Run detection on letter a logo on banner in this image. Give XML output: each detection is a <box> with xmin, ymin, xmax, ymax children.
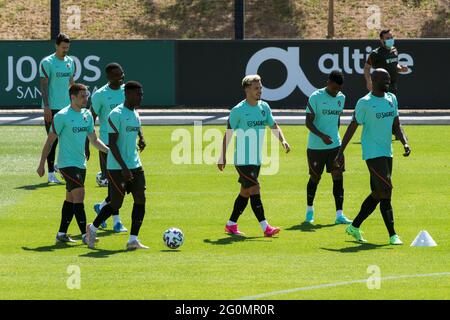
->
<box><xmin>246</xmin><ymin>47</ymin><xmax>317</xmax><ymax>101</ymax></box>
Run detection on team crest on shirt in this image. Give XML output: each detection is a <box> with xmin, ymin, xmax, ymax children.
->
<box><xmin>388</xmin><ymin>100</ymin><xmax>394</xmax><ymax>108</ymax></box>
<box><xmin>66</xmin><ymin>63</ymin><xmax>71</xmax><ymax>69</ymax></box>
<box><xmin>338</xmin><ymin>101</ymin><xmax>341</xmax><ymax>107</ymax></box>
<box><xmin>261</xmin><ymin>110</ymin><xmax>266</xmax><ymax>117</ymax></box>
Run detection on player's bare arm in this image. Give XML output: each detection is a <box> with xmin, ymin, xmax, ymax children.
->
<box><xmin>40</xmin><ymin>77</ymin><xmax>52</xmax><ymax>123</ymax></box>
<box><xmin>217</xmin><ymin>120</ymin><xmax>233</xmax><ymax>171</ymax></box>
<box><xmin>305</xmin><ymin>113</ymin><xmax>333</xmax><ymax>145</ymax></box>
<box><xmin>335</xmin><ymin>119</ymin><xmax>359</xmax><ymax>167</ymax></box>
<box><xmin>37</xmin><ymin>132</ymin><xmax>58</xmax><ymax>177</ymax></box>
<box><xmin>270</xmin><ymin>122</ymin><xmax>291</xmax><ymax>153</ymax></box>
<box><xmin>393</xmin><ymin>116</ymin><xmax>411</xmax><ymax>156</ymax></box>
<box><xmin>108</xmin><ymin>132</ymin><xmax>133</xmax><ymax>181</ymax></box>
<box><xmin>138</xmin><ymin>128</ymin><xmax>146</xmax><ymax>152</ymax></box>
<box><xmin>364</xmin><ymin>62</ymin><xmax>372</xmax><ymax>91</ymax></box>
<box><xmin>88</xmin><ymin>132</ymin><xmax>109</xmax><ymax>154</ymax></box>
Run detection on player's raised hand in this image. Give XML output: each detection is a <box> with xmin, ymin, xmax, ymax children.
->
<box><xmin>282</xmin><ymin>140</ymin><xmax>291</xmax><ymax>153</ymax></box>
<box><xmin>36</xmin><ymin>164</ymin><xmax>45</xmax><ymax>177</ymax></box>
<box><xmin>403</xmin><ymin>144</ymin><xmax>411</xmax><ymax>157</ymax></box>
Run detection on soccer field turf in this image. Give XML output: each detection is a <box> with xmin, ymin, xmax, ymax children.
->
<box><xmin>0</xmin><ymin>125</ymin><xmax>448</xmax><ymax>300</ymax></box>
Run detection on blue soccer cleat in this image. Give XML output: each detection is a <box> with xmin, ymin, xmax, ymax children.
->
<box><xmin>113</xmin><ymin>221</ymin><xmax>128</xmax><ymax>233</ymax></box>
<box><xmin>335</xmin><ymin>214</ymin><xmax>353</xmax><ymax>225</ymax></box>
<box><xmin>305</xmin><ymin>209</ymin><xmax>314</xmax><ymax>223</ymax></box>
<box><xmin>93</xmin><ymin>203</ymin><xmax>107</xmax><ymax>229</ymax></box>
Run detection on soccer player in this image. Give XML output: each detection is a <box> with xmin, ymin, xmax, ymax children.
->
<box><xmin>36</xmin><ymin>84</ymin><xmax>109</xmax><ymax>244</ymax></box>
<box><xmin>335</xmin><ymin>68</ymin><xmax>411</xmax><ymax>245</ymax></box>
<box><xmin>304</xmin><ymin>70</ymin><xmax>352</xmax><ymax>225</ymax></box>
<box><xmin>87</xmin><ymin>63</ymin><xmax>136</xmax><ymax>232</ymax></box>
<box><xmin>39</xmin><ymin>33</ymin><xmax>75</xmax><ymax>184</ymax></box>
<box><xmin>86</xmin><ymin>81</ymin><xmax>148</xmax><ymax>250</ymax></box>
<box><xmin>217</xmin><ymin>75</ymin><xmax>291</xmax><ymax>237</ymax></box>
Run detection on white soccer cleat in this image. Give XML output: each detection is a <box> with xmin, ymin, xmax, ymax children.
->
<box><xmin>48</xmin><ymin>172</ymin><xmax>63</xmax><ymax>184</ymax></box>
<box><xmin>85</xmin><ymin>224</ymin><xmax>98</xmax><ymax>249</ymax></box>
<box><xmin>126</xmin><ymin>240</ymin><xmax>149</xmax><ymax>251</ymax></box>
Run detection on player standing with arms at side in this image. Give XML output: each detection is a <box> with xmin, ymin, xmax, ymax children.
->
<box><xmin>88</xmin><ymin>63</ymin><xmax>132</xmax><ymax>232</ymax></box>
<box><xmin>304</xmin><ymin>71</ymin><xmax>352</xmax><ymax>225</ymax></box>
<box><xmin>218</xmin><ymin>75</ymin><xmax>291</xmax><ymax>237</ymax></box>
<box><xmin>335</xmin><ymin>69</ymin><xmax>411</xmax><ymax>245</ymax></box>
<box><xmin>39</xmin><ymin>33</ymin><xmax>75</xmax><ymax>184</ymax></box>
<box><xmin>37</xmin><ymin>84</ymin><xmax>109</xmax><ymax>244</ymax></box>
<box><xmin>86</xmin><ymin>81</ymin><xmax>148</xmax><ymax>250</ymax></box>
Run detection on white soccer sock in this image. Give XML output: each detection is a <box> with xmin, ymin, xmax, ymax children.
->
<box><xmin>90</xmin><ymin>224</ymin><xmax>98</xmax><ymax>232</ymax></box>
<box><xmin>260</xmin><ymin>220</ymin><xmax>269</xmax><ymax>231</ymax></box>
<box><xmin>307</xmin><ymin>205</ymin><xmax>314</xmax><ymax>212</ymax></box>
<box><xmin>113</xmin><ymin>214</ymin><xmax>121</xmax><ymax>225</ymax></box>
<box><xmin>99</xmin><ymin>200</ymin><xmax>108</xmax><ymax>211</ymax></box>
<box><xmin>227</xmin><ymin>220</ymin><xmax>237</xmax><ymax>226</ymax></box>
<box><xmin>128</xmin><ymin>235</ymin><xmax>138</xmax><ymax>243</ymax></box>
<box><xmin>336</xmin><ymin>210</ymin><xmax>343</xmax><ymax>218</ymax></box>
<box><xmin>57</xmin><ymin>232</ymin><xmax>65</xmax><ymax>237</ymax></box>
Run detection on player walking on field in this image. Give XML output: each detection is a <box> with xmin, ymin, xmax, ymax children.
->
<box><xmin>335</xmin><ymin>68</ymin><xmax>411</xmax><ymax>245</ymax></box>
<box><xmin>304</xmin><ymin>71</ymin><xmax>352</xmax><ymax>225</ymax></box>
<box><xmin>88</xmin><ymin>62</ymin><xmax>133</xmax><ymax>233</ymax></box>
<box><xmin>39</xmin><ymin>33</ymin><xmax>75</xmax><ymax>184</ymax></box>
<box><xmin>86</xmin><ymin>81</ymin><xmax>148</xmax><ymax>250</ymax></box>
<box><xmin>218</xmin><ymin>75</ymin><xmax>291</xmax><ymax>237</ymax></box>
<box><xmin>37</xmin><ymin>84</ymin><xmax>109</xmax><ymax>244</ymax></box>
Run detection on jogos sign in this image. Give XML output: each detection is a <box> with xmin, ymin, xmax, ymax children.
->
<box><xmin>0</xmin><ymin>40</ymin><xmax>175</xmax><ymax>107</ymax></box>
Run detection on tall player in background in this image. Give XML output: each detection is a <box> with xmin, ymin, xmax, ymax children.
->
<box><xmin>39</xmin><ymin>33</ymin><xmax>75</xmax><ymax>184</ymax></box>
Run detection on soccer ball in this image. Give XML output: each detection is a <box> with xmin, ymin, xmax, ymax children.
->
<box><xmin>163</xmin><ymin>227</ymin><xmax>184</xmax><ymax>249</ymax></box>
<box><xmin>96</xmin><ymin>171</ymin><xmax>108</xmax><ymax>187</ymax></box>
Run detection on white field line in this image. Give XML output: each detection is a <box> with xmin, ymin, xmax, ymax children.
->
<box><xmin>238</xmin><ymin>272</ymin><xmax>450</xmax><ymax>300</ymax></box>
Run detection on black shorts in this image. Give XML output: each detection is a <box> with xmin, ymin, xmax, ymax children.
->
<box><xmin>235</xmin><ymin>165</ymin><xmax>260</xmax><ymax>189</ymax></box>
<box><xmin>307</xmin><ymin>147</ymin><xmax>344</xmax><ymax>179</ymax></box>
<box><xmin>107</xmin><ymin>167</ymin><xmax>146</xmax><ymax>199</ymax></box>
<box><xmin>58</xmin><ymin>167</ymin><xmax>86</xmax><ymax>192</ymax></box>
<box><xmin>366</xmin><ymin>157</ymin><xmax>393</xmax><ymax>192</ymax></box>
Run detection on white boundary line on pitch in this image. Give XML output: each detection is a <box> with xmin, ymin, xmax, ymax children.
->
<box><xmin>238</xmin><ymin>272</ymin><xmax>450</xmax><ymax>300</ymax></box>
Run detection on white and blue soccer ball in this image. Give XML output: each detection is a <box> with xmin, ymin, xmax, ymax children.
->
<box><xmin>163</xmin><ymin>227</ymin><xmax>184</xmax><ymax>249</ymax></box>
<box><xmin>96</xmin><ymin>171</ymin><xmax>108</xmax><ymax>187</ymax></box>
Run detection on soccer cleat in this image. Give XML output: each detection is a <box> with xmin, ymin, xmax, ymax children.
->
<box><xmin>389</xmin><ymin>234</ymin><xmax>404</xmax><ymax>245</ymax></box>
<box><xmin>48</xmin><ymin>172</ymin><xmax>63</xmax><ymax>184</ymax></box>
<box><xmin>82</xmin><ymin>234</ymin><xmax>99</xmax><ymax>245</ymax></box>
<box><xmin>346</xmin><ymin>225</ymin><xmax>367</xmax><ymax>243</ymax></box>
<box><xmin>93</xmin><ymin>203</ymin><xmax>107</xmax><ymax>229</ymax></box>
<box><xmin>305</xmin><ymin>209</ymin><xmax>314</xmax><ymax>223</ymax></box>
<box><xmin>335</xmin><ymin>214</ymin><xmax>353</xmax><ymax>225</ymax></box>
<box><xmin>55</xmin><ymin>233</ymin><xmax>77</xmax><ymax>244</ymax></box>
<box><xmin>126</xmin><ymin>240</ymin><xmax>149</xmax><ymax>250</ymax></box>
<box><xmin>85</xmin><ymin>224</ymin><xmax>98</xmax><ymax>249</ymax></box>
<box><xmin>113</xmin><ymin>222</ymin><xmax>128</xmax><ymax>233</ymax></box>
<box><xmin>264</xmin><ymin>225</ymin><xmax>281</xmax><ymax>237</ymax></box>
<box><xmin>224</xmin><ymin>224</ymin><xmax>245</xmax><ymax>236</ymax></box>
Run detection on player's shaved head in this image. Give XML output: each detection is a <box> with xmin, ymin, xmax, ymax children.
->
<box><xmin>124</xmin><ymin>81</ymin><xmax>143</xmax><ymax>109</ymax></box>
<box><xmin>105</xmin><ymin>62</ymin><xmax>123</xmax><ymax>74</ymax></box>
<box><xmin>371</xmin><ymin>68</ymin><xmax>390</xmax><ymax>93</ymax></box>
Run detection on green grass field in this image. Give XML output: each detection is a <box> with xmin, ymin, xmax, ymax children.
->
<box><xmin>0</xmin><ymin>125</ymin><xmax>449</xmax><ymax>300</ymax></box>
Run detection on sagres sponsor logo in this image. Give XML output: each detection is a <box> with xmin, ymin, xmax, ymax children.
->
<box><xmin>322</xmin><ymin>109</ymin><xmax>341</xmax><ymax>116</ymax></box>
<box><xmin>72</xmin><ymin>126</ymin><xmax>89</xmax><ymax>133</ymax></box>
<box><xmin>245</xmin><ymin>46</ymin><xmax>414</xmax><ymax>101</ymax></box>
<box><xmin>126</xmin><ymin>126</ymin><xmax>140</xmax><ymax>132</ymax></box>
<box><xmin>171</xmin><ymin>121</ymin><xmax>281</xmax><ymax>175</ymax></box>
<box><xmin>5</xmin><ymin>55</ymin><xmax>101</xmax><ymax>100</ymax></box>
<box><xmin>376</xmin><ymin>111</ymin><xmax>395</xmax><ymax>119</ymax></box>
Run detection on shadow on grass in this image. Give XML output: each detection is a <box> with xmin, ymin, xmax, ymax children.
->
<box><xmin>79</xmin><ymin>248</ymin><xmax>128</xmax><ymax>259</ymax></box>
<box><xmin>286</xmin><ymin>222</ymin><xmax>336</xmax><ymax>232</ymax></box>
<box><xmin>320</xmin><ymin>241</ymin><xmax>392</xmax><ymax>253</ymax></box>
<box><xmin>15</xmin><ymin>182</ymin><xmax>64</xmax><ymax>190</ymax></box>
<box><xmin>22</xmin><ymin>242</ymin><xmax>82</xmax><ymax>252</ymax></box>
<box><xmin>203</xmin><ymin>235</ymin><xmax>268</xmax><ymax>245</ymax></box>
<box><xmin>160</xmin><ymin>249</ymin><xmax>181</xmax><ymax>252</ymax></box>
